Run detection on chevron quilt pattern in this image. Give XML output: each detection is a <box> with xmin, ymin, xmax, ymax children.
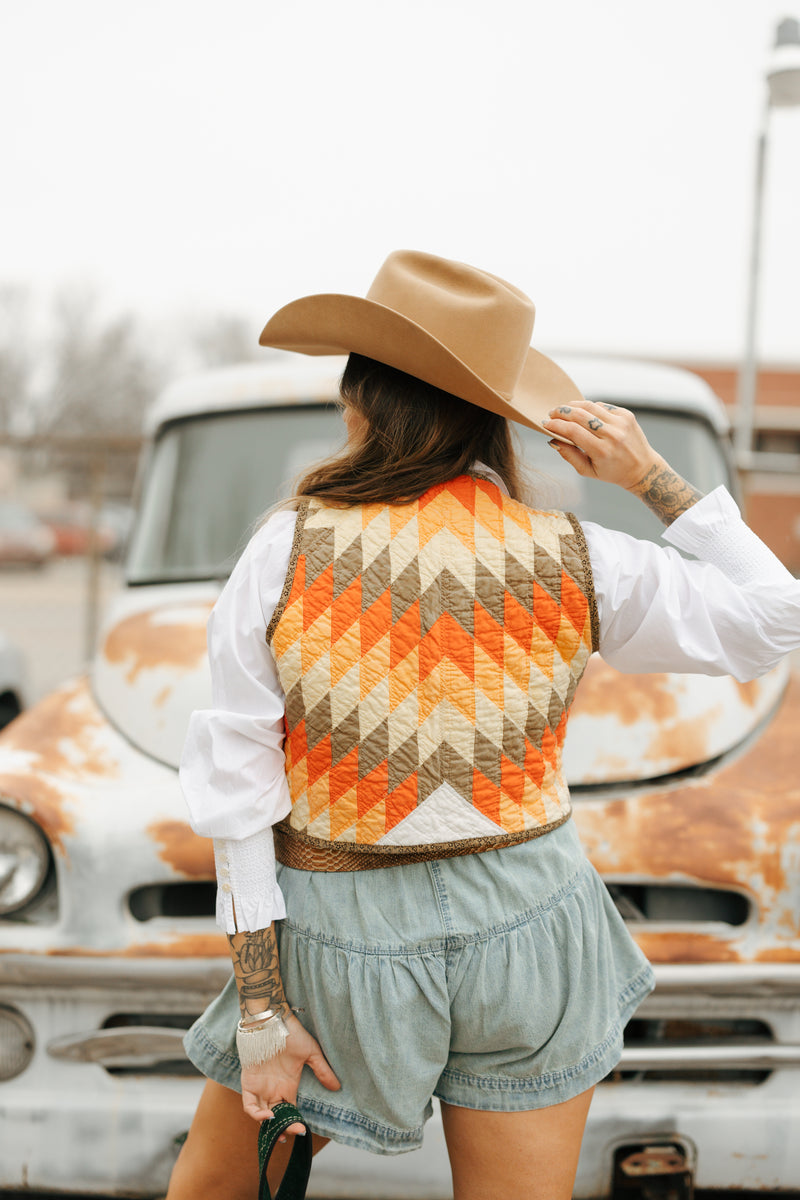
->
<box><xmin>269</xmin><ymin>474</ymin><xmax>597</xmax><ymax>848</ymax></box>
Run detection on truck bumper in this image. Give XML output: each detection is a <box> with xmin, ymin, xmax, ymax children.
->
<box><xmin>0</xmin><ymin>955</ymin><xmax>230</xmax><ymax>1194</ymax></box>
<box><xmin>2</xmin><ymin>959</ymin><xmax>800</xmax><ymax>1197</ymax></box>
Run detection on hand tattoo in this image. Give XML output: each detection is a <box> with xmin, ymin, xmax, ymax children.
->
<box><xmin>557</xmin><ymin>406</ymin><xmax>572</xmax><ymax>414</ymax></box>
<box><xmin>631</xmin><ymin>463</ymin><xmax>703</xmax><ymax>526</ymax></box>
<box><xmin>600</xmin><ymin>403</ymin><xmax>618</xmax><ymax>412</ymax></box>
<box><xmin>588</xmin><ymin>417</ymin><xmax>603</xmax><ymax>431</ymax></box>
<box><xmin>228</xmin><ymin>926</ymin><xmax>290</xmax><ymax>1020</ymax></box>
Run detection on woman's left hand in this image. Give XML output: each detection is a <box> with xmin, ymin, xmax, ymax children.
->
<box><xmin>540</xmin><ymin>399</ymin><xmax>664</xmax><ymax>491</ymax></box>
<box><xmin>240</xmin><ymin>1013</ymin><xmax>340</xmax><ymax>1134</ymax></box>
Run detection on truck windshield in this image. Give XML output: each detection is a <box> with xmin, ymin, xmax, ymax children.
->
<box><xmin>126</xmin><ymin>404</ymin><xmax>732</xmax><ymax>584</ymax></box>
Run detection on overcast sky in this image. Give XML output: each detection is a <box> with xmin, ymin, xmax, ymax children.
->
<box><xmin>4</xmin><ymin>0</ymin><xmax>799</xmax><ymax>363</ymax></box>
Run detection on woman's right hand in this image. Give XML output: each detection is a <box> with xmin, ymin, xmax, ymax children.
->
<box><xmin>540</xmin><ymin>399</ymin><xmax>663</xmax><ymax>490</ymax></box>
<box><xmin>240</xmin><ymin>1013</ymin><xmax>340</xmax><ymax>1134</ymax></box>
<box><xmin>540</xmin><ymin>399</ymin><xmax>704</xmax><ymax>526</ymax></box>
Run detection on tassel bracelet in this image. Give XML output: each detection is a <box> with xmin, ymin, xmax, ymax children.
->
<box><xmin>236</xmin><ymin>1007</ymin><xmax>289</xmax><ymax>1068</ymax></box>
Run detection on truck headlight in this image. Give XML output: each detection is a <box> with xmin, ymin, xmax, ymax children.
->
<box><xmin>0</xmin><ymin>1007</ymin><xmax>35</xmax><ymax>1080</ymax></box>
<box><xmin>0</xmin><ymin>806</ymin><xmax>50</xmax><ymax>915</ymax></box>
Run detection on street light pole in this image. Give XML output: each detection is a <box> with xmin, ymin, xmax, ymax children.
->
<box><xmin>733</xmin><ymin>105</ymin><xmax>769</xmax><ymax>471</ymax></box>
<box><xmin>734</xmin><ymin>17</ymin><xmax>800</xmax><ymax>471</ymax></box>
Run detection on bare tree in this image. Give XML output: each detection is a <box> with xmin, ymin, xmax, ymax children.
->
<box><xmin>45</xmin><ymin>286</ymin><xmax>163</xmax><ymax>438</ymax></box>
<box><xmin>186</xmin><ymin>312</ymin><xmax>262</xmax><ymax>369</ymax></box>
<box><xmin>0</xmin><ymin>286</ymin><xmax>33</xmax><ymax>435</ymax></box>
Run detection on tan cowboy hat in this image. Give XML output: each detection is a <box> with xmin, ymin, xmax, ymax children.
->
<box><xmin>258</xmin><ymin>249</ymin><xmax>584</xmax><ymax>435</ymax></box>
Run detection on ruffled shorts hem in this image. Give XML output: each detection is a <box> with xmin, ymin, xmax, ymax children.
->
<box><xmin>183</xmin><ymin>963</ymin><xmax>654</xmax><ymax>1155</ymax></box>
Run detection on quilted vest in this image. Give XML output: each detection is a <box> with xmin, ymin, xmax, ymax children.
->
<box><xmin>267</xmin><ymin>474</ymin><xmax>599</xmax><ymax>862</ymax></box>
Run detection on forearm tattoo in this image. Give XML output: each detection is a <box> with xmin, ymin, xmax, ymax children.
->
<box><xmin>227</xmin><ymin>925</ymin><xmax>289</xmax><ymax>1020</ymax></box>
<box><xmin>631</xmin><ymin>463</ymin><xmax>704</xmax><ymax>526</ymax></box>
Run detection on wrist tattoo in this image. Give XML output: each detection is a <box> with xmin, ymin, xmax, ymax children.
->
<box><xmin>632</xmin><ymin>463</ymin><xmax>703</xmax><ymax>526</ymax></box>
<box><xmin>227</xmin><ymin>926</ymin><xmax>289</xmax><ymax>1020</ymax></box>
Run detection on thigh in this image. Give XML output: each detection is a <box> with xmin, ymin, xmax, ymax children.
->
<box><xmin>166</xmin><ymin>1079</ymin><xmax>328</xmax><ymax>1200</ymax></box>
<box><xmin>440</xmin><ymin>1087</ymin><xmax>594</xmax><ymax>1200</ymax></box>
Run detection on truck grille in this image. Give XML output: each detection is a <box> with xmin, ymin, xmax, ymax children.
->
<box><xmin>128</xmin><ymin>882</ymin><xmax>216</xmax><ymax>921</ymax></box>
<box><xmin>607</xmin><ymin>1017</ymin><xmax>775</xmax><ymax>1084</ymax></box>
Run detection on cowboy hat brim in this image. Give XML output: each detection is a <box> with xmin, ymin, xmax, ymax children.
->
<box><xmin>259</xmin><ymin>294</ymin><xmax>583</xmax><ymax>437</ymax></box>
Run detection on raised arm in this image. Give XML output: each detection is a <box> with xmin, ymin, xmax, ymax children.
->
<box><xmin>540</xmin><ymin>399</ymin><xmax>702</xmax><ymax>526</ymax></box>
<box><xmin>541</xmin><ymin>397</ymin><xmax>800</xmax><ymax>681</ymax></box>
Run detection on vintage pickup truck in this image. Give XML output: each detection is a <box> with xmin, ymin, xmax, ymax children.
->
<box><xmin>0</xmin><ymin>354</ymin><xmax>798</xmax><ymax>1198</ymax></box>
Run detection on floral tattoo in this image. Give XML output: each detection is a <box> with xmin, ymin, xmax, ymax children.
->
<box><xmin>228</xmin><ymin>926</ymin><xmax>290</xmax><ymax>1020</ymax></box>
<box><xmin>631</xmin><ymin>463</ymin><xmax>703</xmax><ymax>525</ymax></box>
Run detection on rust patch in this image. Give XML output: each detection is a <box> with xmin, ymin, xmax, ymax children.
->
<box><xmin>0</xmin><ymin>772</ymin><xmax>75</xmax><ymax>852</ymax></box>
<box><xmin>632</xmin><ymin>932</ymin><xmax>742</xmax><ymax>964</ymax></box>
<box><xmin>0</xmin><ymin>678</ymin><xmax>117</xmax><ymax>779</ymax></box>
<box><xmin>734</xmin><ymin>679</ymin><xmax>760</xmax><ymax>707</ymax></box>
<box><xmin>45</xmin><ymin>933</ymin><xmax>227</xmax><ymax>958</ymax></box>
<box><xmin>756</xmin><ymin>946</ymin><xmax>800</xmax><ymax>963</ymax></box>
<box><xmin>103</xmin><ymin>607</ymin><xmax>211</xmax><ymax>683</ymax></box>
<box><xmin>577</xmin><ymin>678</ymin><xmax>800</xmax><ymax>885</ymax></box>
<box><xmin>148</xmin><ymin>819</ymin><xmax>215</xmax><ymax>878</ymax></box>
<box><xmin>120</xmin><ymin>933</ymin><xmax>226</xmax><ymax>957</ymax></box>
<box><xmin>574</xmin><ymin>674</ymin><xmax>800</xmax><ymax>962</ymax></box>
<box><xmin>571</xmin><ymin>659</ymin><xmax>679</xmax><ymax>726</ymax></box>
<box><xmin>645</xmin><ymin>707</ymin><xmax>720</xmax><ymax>766</ymax></box>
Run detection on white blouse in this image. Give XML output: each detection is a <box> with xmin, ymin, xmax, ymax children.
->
<box><xmin>179</xmin><ymin>486</ymin><xmax>800</xmax><ymax>934</ymax></box>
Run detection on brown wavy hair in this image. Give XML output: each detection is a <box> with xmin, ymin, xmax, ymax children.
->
<box><xmin>292</xmin><ymin>353</ymin><xmax>530</xmax><ymax>506</ymax></box>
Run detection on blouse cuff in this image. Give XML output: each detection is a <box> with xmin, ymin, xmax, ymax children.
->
<box><xmin>213</xmin><ymin>831</ymin><xmax>287</xmax><ymax>934</ymax></box>
<box><xmin>662</xmin><ymin>486</ymin><xmax>795</xmax><ymax>586</ymax></box>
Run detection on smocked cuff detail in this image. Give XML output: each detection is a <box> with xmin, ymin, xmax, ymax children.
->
<box><xmin>662</xmin><ymin>486</ymin><xmax>794</xmax><ymax>586</ymax></box>
<box><xmin>214</xmin><ymin>832</ymin><xmax>287</xmax><ymax>934</ymax></box>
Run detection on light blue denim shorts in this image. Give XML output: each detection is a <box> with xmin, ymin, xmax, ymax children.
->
<box><xmin>184</xmin><ymin>818</ymin><xmax>654</xmax><ymax>1155</ymax></box>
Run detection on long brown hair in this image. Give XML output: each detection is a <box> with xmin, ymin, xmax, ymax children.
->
<box><xmin>293</xmin><ymin>354</ymin><xmax>530</xmax><ymax>506</ymax></box>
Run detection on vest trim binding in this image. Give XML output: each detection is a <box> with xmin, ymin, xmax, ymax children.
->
<box><xmin>565</xmin><ymin>510</ymin><xmax>600</xmax><ymax>652</ymax></box>
<box><xmin>274</xmin><ymin>811</ymin><xmax>572</xmax><ymax>872</ymax></box>
<box><xmin>266</xmin><ymin>499</ymin><xmax>311</xmax><ymax>646</ymax></box>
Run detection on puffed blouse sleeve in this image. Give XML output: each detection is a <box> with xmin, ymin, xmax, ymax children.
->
<box><xmin>584</xmin><ymin>486</ymin><xmax>800</xmax><ymax>680</ymax></box>
<box><xmin>179</xmin><ymin>509</ymin><xmax>297</xmax><ymax>933</ymax></box>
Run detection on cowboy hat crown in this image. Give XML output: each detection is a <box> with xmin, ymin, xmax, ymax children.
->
<box><xmin>259</xmin><ymin>250</ymin><xmax>583</xmax><ymax>433</ymax></box>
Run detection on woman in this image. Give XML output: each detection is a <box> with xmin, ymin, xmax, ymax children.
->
<box><xmin>169</xmin><ymin>251</ymin><xmax>800</xmax><ymax>1200</ymax></box>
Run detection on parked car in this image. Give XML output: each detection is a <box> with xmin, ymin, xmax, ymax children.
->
<box><xmin>0</xmin><ymin>631</ymin><xmax>25</xmax><ymax>729</ymax></box>
<box><xmin>38</xmin><ymin>501</ymin><xmax>117</xmax><ymax>558</ymax></box>
<box><xmin>0</xmin><ymin>354</ymin><xmax>798</xmax><ymax>1197</ymax></box>
<box><xmin>0</xmin><ymin>498</ymin><xmax>55</xmax><ymax>568</ymax></box>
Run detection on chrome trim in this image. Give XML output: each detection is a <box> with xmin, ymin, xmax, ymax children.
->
<box><xmin>47</xmin><ymin>1026</ymin><xmax>188</xmax><ymax>1067</ymax></box>
<box><xmin>6</xmin><ymin>955</ymin><xmax>800</xmax><ymax>995</ymax></box>
<box><xmin>619</xmin><ymin>1041</ymin><xmax>800</xmax><ymax>1072</ymax></box>
<box><xmin>651</xmin><ymin>964</ymin><xmax>800</xmax><ymax>994</ymax></box>
<box><xmin>0</xmin><ymin>953</ymin><xmax>230</xmax><ymax>992</ymax></box>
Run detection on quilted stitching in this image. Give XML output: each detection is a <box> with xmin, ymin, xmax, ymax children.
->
<box><xmin>270</xmin><ymin>476</ymin><xmax>595</xmax><ymax>845</ymax></box>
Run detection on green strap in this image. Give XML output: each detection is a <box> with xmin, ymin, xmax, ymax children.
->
<box><xmin>257</xmin><ymin>1101</ymin><xmax>313</xmax><ymax>1200</ymax></box>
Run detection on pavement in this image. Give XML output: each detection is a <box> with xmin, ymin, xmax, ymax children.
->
<box><xmin>0</xmin><ymin>556</ymin><xmax>123</xmax><ymax>704</ymax></box>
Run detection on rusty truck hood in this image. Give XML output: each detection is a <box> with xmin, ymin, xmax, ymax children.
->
<box><xmin>562</xmin><ymin>656</ymin><xmax>786</xmax><ymax>785</ymax></box>
<box><xmin>92</xmin><ymin>585</ymin><xmax>218</xmax><ymax>768</ymax></box>
<box><xmin>94</xmin><ymin>587</ymin><xmax>785</xmax><ymax>782</ymax></box>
